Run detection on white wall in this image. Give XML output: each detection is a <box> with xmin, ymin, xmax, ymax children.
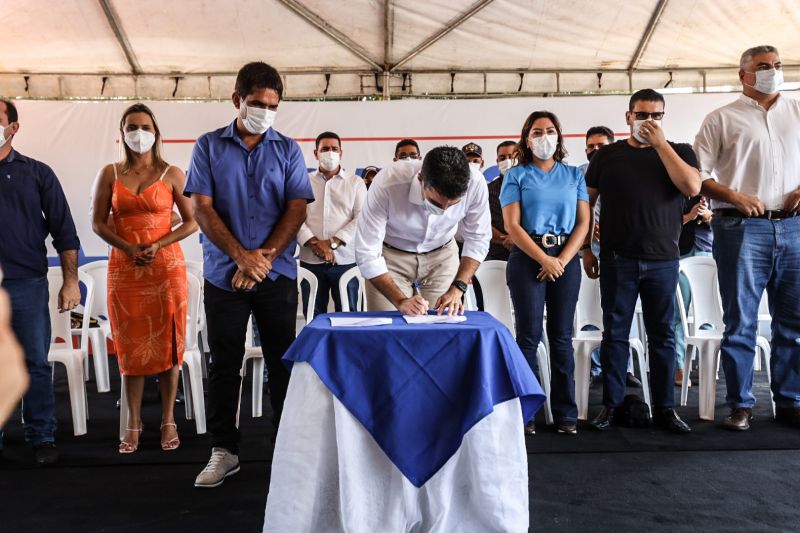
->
<box><xmin>11</xmin><ymin>92</ymin><xmax>795</xmax><ymax>261</ymax></box>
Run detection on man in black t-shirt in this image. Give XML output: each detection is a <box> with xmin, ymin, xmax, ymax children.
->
<box><xmin>583</xmin><ymin>89</ymin><xmax>702</xmax><ymax>434</ymax></box>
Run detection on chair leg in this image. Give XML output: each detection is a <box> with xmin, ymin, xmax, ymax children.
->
<box><xmin>630</xmin><ymin>339</ymin><xmax>651</xmax><ymax>413</ymax></box>
<box><xmin>90</xmin><ymin>330</ymin><xmax>111</xmax><ymax>393</ymax></box>
<box><xmin>63</xmin><ymin>357</ymin><xmax>88</xmax><ymax>436</ymax></box>
<box><xmin>573</xmin><ymin>342</ymin><xmax>594</xmax><ymax>421</ymax></box>
<box><xmin>181</xmin><ymin>367</ymin><xmax>194</xmax><ymax>420</ymax></box>
<box><xmin>186</xmin><ymin>352</ymin><xmax>206</xmax><ymax>434</ymax></box>
<box><xmin>252</xmin><ymin>357</ymin><xmax>264</xmax><ymax>418</ymax></box>
<box><xmin>698</xmin><ymin>344</ymin><xmax>720</xmax><ymax>421</ymax></box>
<box><xmin>536</xmin><ymin>343</ymin><xmax>552</xmax><ymax>425</ymax></box>
<box><xmin>681</xmin><ymin>344</ymin><xmax>694</xmax><ymax>406</ymax></box>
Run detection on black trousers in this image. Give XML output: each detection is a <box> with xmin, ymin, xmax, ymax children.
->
<box><xmin>204</xmin><ymin>276</ymin><xmax>297</xmax><ymax>454</ymax></box>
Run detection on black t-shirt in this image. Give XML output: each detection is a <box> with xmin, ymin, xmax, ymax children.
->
<box><xmin>585</xmin><ymin>140</ymin><xmax>698</xmax><ymax>261</ymax></box>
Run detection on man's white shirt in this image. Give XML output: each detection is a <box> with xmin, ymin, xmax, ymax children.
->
<box><xmin>355</xmin><ymin>160</ymin><xmax>491</xmax><ymax>280</ymax></box>
<box><xmin>694</xmin><ymin>93</ymin><xmax>800</xmax><ymax>210</ymax></box>
<box><xmin>297</xmin><ymin>168</ymin><xmax>367</xmax><ymax>265</ymax></box>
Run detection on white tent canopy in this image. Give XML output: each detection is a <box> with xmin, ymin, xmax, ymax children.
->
<box><xmin>1</xmin><ymin>0</ymin><xmax>798</xmax><ymax>100</ymax></box>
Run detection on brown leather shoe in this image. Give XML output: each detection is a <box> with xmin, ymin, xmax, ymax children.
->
<box><xmin>775</xmin><ymin>407</ymin><xmax>800</xmax><ymax>428</ymax></box>
<box><xmin>724</xmin><ymin>407</ymin><xmax>753</xmax><ymax>431</ymax></box>
<box><xmin>674</xmin><ymin>369</ymin><xmax>691</xmax><ymax>387</ymax></box>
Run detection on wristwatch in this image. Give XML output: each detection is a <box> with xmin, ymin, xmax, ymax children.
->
<box><xmin>330</xmin><ymin>241</ymin><xmax>339</xmax><ymax>250</ymax></box>
<box><xmin>451</xmin><ymin>279</ymin><xmax>468</xmax><ymax>293</ymax></box>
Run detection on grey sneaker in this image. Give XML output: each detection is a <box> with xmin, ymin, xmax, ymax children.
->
<box><xmin>194</xmin><ymin>447</ymin><xmax>240</xmax><ymax>488</ymax></box>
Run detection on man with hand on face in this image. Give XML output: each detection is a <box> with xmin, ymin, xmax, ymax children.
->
<box><xmin>297</xmin><ymin>132</ymin><xmax>367</xmax><ymax>316</ymax></box>
<box><xmin>695</xmin><ymin>45</ymin><xmax>800</xmax><ymax>431</ymax></box>
<box><xmin>0</xmin><ymin>98</ymin><xmax>81</xmax><ymax>466</ymax></box>
<box><xmin>355</xmin><ymin>146</ymin><xmax>491</xmax><ymax>316</ymax></box>
<box><xmin>585</xmin><ymin>89</ymin><xmax>702</xmax><ymax>435</ymax></box>
<box><xmin>185</xmin><ymin>62</ymin><xmax>314</xmax><ymax>488</ymax></box>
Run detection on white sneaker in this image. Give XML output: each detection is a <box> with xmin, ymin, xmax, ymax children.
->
<box><xmin>194</xmin><ymin>447</ymin><xmax>240</xmax><ymax>488</ymax></box>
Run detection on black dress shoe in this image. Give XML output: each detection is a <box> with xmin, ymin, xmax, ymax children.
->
<box><xmin>556</xmin><ymin>422</ymin><xmax>577</xmax><ymax>435</ymax></box>
<box><xmin>589</xmin><ymin>407</ymin><xmax>615</xmax><ymax>431</ymax></box>
<box><xmin>775</xmin><ymin>407</ymin><xmax>800</xmax><ymax>428</ymax></box>
<box><xmin>626</xmin><ymin>373</ymin><xmax>643</xmax><ymax>388</ymax></box>
<box><xmin>33</xmin><ymin>442</ymin><xmax>60</xmax><ymax>466</ymax></box>
<box><xmin>654</xmin><ymin>408</ymin><xmax>691</xmax><ymax>434</ymax></box>
<box><xmin>724</xmin><ymin>407</ymin><xmax>753</xmax><ymax>431</ymax></box>
<box><xmin>524</xmin><ymin>421</ymin><xmax>536</xmax><ymax>435</ymax></box>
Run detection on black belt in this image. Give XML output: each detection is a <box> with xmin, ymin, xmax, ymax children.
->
<box><xmin>383</xmin><ymin>240</ymin><xmax>451</xmax><ymax>255</ymax></box>
<box><xmin>531</xmin><ymin>233</ymin><xmax>569</xmax><ymax>248</ymax></box>
<box><xmin>713</xmin><ymin>208</ymin><xmax>798</xmax><ymax>220</ymax></box>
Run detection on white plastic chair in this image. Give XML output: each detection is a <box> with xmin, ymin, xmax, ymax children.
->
<box><xmin>475</xmin><ymin>260</ymin><xmax>553</xmax><ymax>425</ymax></box>
<box><xmin>184</xmin><ymin>260</ymin><xmax>209</xmax><ymax>379</ymax></box>
<box><xmin>78</xmin><ymin>260</ymin><xmax>113</xmax><ymax>383</ymax></box>
<box><xmin>237</xmin><ymin>267</ymin><xmax>318</xmax><ymax>424</ymax></box>
<box><xmin>754</xmin><ymin>291</ymin><xmax>771</xmax><ymax>371</ymax></box>
<box><xmin>70</xmin><ymin>269</ymin><xmax>110</xmax><ymax>393</ymax></box>
<box><xmin>677</xmin><ymin>257</ymin><xmax>772</xmax><ymax>420</ymax></box>
<box><xmin>572</xmin><ymin>271</ymin><xmax>649</xmax><ymax>420</ymax></box>
<box><xmin>338</xmin><ymin>265</ymin><xmax>366</xmax><ymax>312</ymax></box>
<box><xmin>118</xmin><ymin>271</ymin><xmax>207</xmax><ymax>439</ymax></box>
<box><xmin>47</xmin><ymin>268</ymin><xmax>89</xmax><ymax>436</ymax></box>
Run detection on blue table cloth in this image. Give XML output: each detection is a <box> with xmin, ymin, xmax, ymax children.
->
<box><xmin>282</xmin><ymin>311</ymin><xmax>545</xmax><ymax>487</ymax></box>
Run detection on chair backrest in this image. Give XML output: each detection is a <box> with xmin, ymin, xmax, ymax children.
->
<box><xmin>79</xmin><ymin>260</ymin><xmax>110</xmax><ymax>321</ymax></box>
<box><xmin>298</xmin><ymin>266</ymin><xmax>318</xmax><ymax>325</ymax></box>
<box><xmin>679</xmin><ymin>256</ymin><xmax>723</xmax><ymax>333</ymax></box>
<box><xmin>185</xmin><ymin>260</ymin><xmax>203</xmax><ymax>282</ymax></box>
<box><xmin>185</xmin><ymin>271</ymin><xmax>201</xmax><ymax>351</ymax></box>
<box><xmin>338</xmin><ymin>265</ymin><xmax>366</xmax><ymax>312</ymax></box>
<box><xmin>575</xmin><ymin>270</ymin><xmax>603</xmax><ymax>331</ymax></box>
<box><xmin>474</xmin><ymin>260</ymin><xmax>514</xmax><ymax>331</ymax></box>
<box><xmin>463</xmin><ymin>284</ymin><xmax>478</xmax><ymax>311</ymax></box>
<box><xmin>76</xmin><ymin>271</ymin><xmax>95</xmax><ymax>353</ymax></box>
<box><xmin>47</xmin><ymin>267</ymin><xmax>72</xmax><ymax>347</ymax></box>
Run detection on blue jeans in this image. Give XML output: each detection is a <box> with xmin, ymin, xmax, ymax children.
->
<box><xmin>507</xmin><ymin>245</ymin><xmax>581</xmax><ymax>423</ymax></box>
<box><xmin>712</xmin><ymin>215</ymin><xmax>800</xmax><ymax>409</ymax></box>
<box><xmin>0</xmin><ymin>277</ymin><xmax>56</xmax><ymax>447</ymax></box>
<box><xmin>299</xmin><ymin>262</ymin><xmax>360</xmax><ymax>317</ymax></box>
<box><xmin>600</xmin><ymin>254</ymin><xmax>679</xmax><ymax>408</ymax></box>
<box><xmin>673</xmin><ymin>247</ymin><xmax>714</xmax><ymax>370</ymax></box>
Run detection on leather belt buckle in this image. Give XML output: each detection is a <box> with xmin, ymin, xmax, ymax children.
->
<box><xmin>541</xmin><ymin>233</ymin><xmax>557</xmax><ymax>248</ymax></box>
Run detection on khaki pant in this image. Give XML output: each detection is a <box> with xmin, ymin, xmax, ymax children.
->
<box><xmin>365</xmin><ymin>240</ymin><xmax>460</xmax><ymax>311</ymax></box>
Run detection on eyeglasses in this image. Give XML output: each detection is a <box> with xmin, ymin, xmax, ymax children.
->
<box><xmin>631</xmin><ymin>112</ymin><xmax>665</xmax><ymax>121</ymax></box>
<box><xmin>397</xmin><ymin>153</ymin><xmax>420</xmax><ymax>160</ymax></box>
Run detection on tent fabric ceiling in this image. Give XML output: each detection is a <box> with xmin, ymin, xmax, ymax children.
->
<box><xmin>1</xmin><ymin>0</ymin><xmax>797</xmax><ymax>99</ymax></box>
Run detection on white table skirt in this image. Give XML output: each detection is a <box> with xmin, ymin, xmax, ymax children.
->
<box><xmin>263</xmin><ymin>362</ymin><xmax>530</xmax><ymax>533</ymax></box>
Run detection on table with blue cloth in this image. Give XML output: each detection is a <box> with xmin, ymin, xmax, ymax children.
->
<box><xmin>263</xmin><ymin>311</ymin><xmax>545</xmax><ymax>533</ymax></box>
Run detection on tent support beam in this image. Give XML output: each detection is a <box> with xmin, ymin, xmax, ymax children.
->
<box><xmin>628</xmin><ymin>0</ymin><xmax>669</xmax><ymax>72</ymax></box>
<box><xmin>277</xmin><ymin>0</ymin><xmax>383</xmax><ymax>71</ymax></box>
<box><xmin>98</xmin><ymin>0</ymin><xmax>142</xmax><ymax>75</ymax></box>
<box><xmin>390</xmin><ymin>0</ymin><xmax>495</xmax><ymax>72</ymax></box>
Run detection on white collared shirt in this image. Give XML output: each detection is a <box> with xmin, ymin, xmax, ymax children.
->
<box><xmin>355</xmin><ymin>159</ymin><xmax>491</xmax><ymax>280</ymax></box>
<box><xmin>297</xmin><ymin>167</ymin><xmax>367</xmax><ymax>265</ymax></box>
<box><xmin>694</xmin><ymin>93</ymin><xmax>800</xmax><ymax>210</ymax></box>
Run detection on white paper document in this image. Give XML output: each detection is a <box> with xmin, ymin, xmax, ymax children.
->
<box><xmin>403</xmin><ymin>315</ymin><xmax>467</xmax><ymax>324</ymax></box>
<box><xmin>329</xmin><ymin>317</ymin><xmax>394</xmax><ymax>327</ymax></box>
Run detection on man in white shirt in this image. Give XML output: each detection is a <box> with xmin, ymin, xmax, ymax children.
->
<box><xmin>297</xmin><ymin>132</ymin><xmax>367</xmax><ymax>316</ymax></box>
<box><xmin>355</xmin><ymin>146</ymin><xmax>491</xmax><ymax>316</ymax></box>
<box><xmin>695</xmin><ymin>45</ymin><xmax>800</xmax><ymax>431</ymax></box>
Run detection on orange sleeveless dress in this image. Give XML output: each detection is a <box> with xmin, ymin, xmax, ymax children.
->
<box><xmin>108</xmin><ymin>164</ymin><xmax>187</xmax><ymax>376</ymax></box>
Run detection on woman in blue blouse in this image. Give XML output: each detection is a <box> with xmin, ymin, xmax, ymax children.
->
<box><xmin>501</xmin><ymin>111</ymin><xmax>590</xmax><ymax>435</ymax></box>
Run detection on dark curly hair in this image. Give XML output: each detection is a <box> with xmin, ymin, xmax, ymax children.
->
<box><xmin>420</xmin><ymin>146</ymin><xmax>470</xmax><ymax>199</ymax></box>
<box><xmin>235</xmin><ymin>62</ymin><xmax>284</xmax><ymax>99</ymax></box>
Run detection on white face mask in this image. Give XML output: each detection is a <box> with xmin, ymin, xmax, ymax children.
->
<box><xmin>240</xmin><ymin>105</ymin><xmax>277</xmax><ymax>135</ymax></box>
<box><xmin>497</xmin><ymin>158</ymin><xmax>515</xmax><ymax>176</ymax></box>
<box><xmin>0</xmin><ymin>125</ymin><xmax>8</xmax><ymax>150</ymax></box>
<box><xmin>632</xmin><ymin>119</ymin><xmax>663</xmax><ymax>144</ymax></box>
<box><xmin>319</xmin><ymin>151</ymin><xmax>340</xmax><ymax>172</ymax></box>
<box><xmin>421</xmin><ymin>187</ymin><xmax>445</xmax><ymax>216</ymax></box>
<box><xmin>468</xmin><ymin>161</ymin><xmax>481</xmax><ymax>174</ymax></box>
<box><xmin>124</xmin><ymin>129</ymin><xmax>156</xmax><ymax>154</ymax></box>
<box><xmin>748</xmin><ymin>68</ymin><xmax>784</xmax><ymax>95</ymax></box>
<box><xmin>528</xmin><ymin>134</ymin><xmax>558</xmax><ymax>160</ymax></box>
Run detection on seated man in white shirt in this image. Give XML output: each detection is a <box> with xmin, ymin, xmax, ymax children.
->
<box><xmin>355</xmin><ymin>146</ymin><xmax>491</xmax><ymax>316</ymax></box>
<box><xmin>297</xmin><ymin>132</ymin><xmax>367</xmax><ymax>316</ymax></box>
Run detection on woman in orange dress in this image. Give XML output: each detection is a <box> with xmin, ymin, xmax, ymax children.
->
<box><xmin>91</xmin><ymin>104</ymin><xmax>198</xmax><ymax>453</ymax></box>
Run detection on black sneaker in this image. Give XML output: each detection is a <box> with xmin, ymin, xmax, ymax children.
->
<box><xmin>33</xmin><ymin>442</ymin><xmax>59</xmax><ymax>466</ymax></box>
